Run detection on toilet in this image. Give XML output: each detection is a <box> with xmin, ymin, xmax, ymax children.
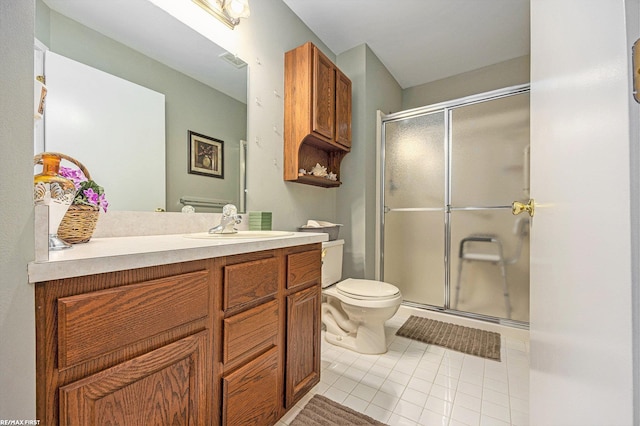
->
<box><xmin>321</xmin><ymin>240</ymin><xmax>402</xmax><ymax>354</ymax></box>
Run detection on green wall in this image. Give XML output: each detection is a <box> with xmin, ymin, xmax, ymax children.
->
<box><xmin>0</xmin><ymin>0</ymin><xmax>36</xmax><ymax>419</ymax></box>
<box><xmin>403</xmin><ymin>55</ymin><xmax>530</xmax><ymax>109</ymax></box>
<box><xmin>337</xmin><ymin>44</ymin><xmax>403</xmax><ymax>280</ymax></box>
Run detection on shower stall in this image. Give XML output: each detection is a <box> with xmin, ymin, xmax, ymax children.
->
<box><xmin>378</xmin><ymin>85</ymin><xmax>530</xmax><ymax>325</ymax></box>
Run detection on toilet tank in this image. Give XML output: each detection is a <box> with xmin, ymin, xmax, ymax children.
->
<box><xmin>321</xmin><ymin>239</ymin><xmax>344</xmax><ymax>288</ymax></box>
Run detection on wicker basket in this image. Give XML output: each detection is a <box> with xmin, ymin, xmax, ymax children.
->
<box><xmin>34</xmin><ymin>152</ymin><xmax>100</xmax><ymax>244</ymax></box>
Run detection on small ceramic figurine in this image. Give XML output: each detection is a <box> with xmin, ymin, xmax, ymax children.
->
<box><xmin>298</xmin><ymin>168</ymin><xmax>307</xmax><ymax>176</ymax></box>
<box><xmin>327</xmin><ymin>172</ymin><xmax>337</xmax><ymax>181</ymax></box>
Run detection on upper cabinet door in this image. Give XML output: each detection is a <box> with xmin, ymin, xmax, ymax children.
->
<box><xmin>312</xmin><ymin>47</ymin><xmax>335</xmax><ymax>141</ymax></box>
<box><xmin>335</xmin><ymin>69</ymin><xmax>352</xmax><ymax>149</ymax></box>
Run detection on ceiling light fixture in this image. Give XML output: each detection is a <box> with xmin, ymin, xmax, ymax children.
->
<box><xmin>193</xmin><ymin>0</ymin><xmax>250</xmax><ymax>29</ymax></box>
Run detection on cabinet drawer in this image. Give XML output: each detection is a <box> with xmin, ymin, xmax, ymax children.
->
<box><xmin>222</xmin><ymin>347</ymin><xmax>279</xmax><ymax>426</ymax></box>
<box><xmin>223</xmin><ymin>257</ymin><xmax>279</xmax><ymax>311</ymax></box>
<box><xmin>223</xmin><ymin>299</ymin><xmax>278</xmax><ymax>369</ymax></box>
<box><xmin>57</xmin><ymin>270</ymin><xmax>209</xmax><ymax>369</ymax></box>
<box><xmin>287</xmin><ymin>250</ymin><xmax>321</xmax><ymax>290</ymax></box>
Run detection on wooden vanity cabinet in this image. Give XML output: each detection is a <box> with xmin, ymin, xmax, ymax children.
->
<box><xmin>218</xmin><ymin>252</ymin><xmax>282</xmax><ymax>426</ymax></box>
<box><xmin>217</xmin><ymin>246</ymin><xmax>322</xmax><ymax>423</ymax></box>
<box><xmin>35</xmin><ymin>244</ymin><xmax>322</xmax><ymax>425</ymax></box>
<box><xmin>35</xmin><ymin>260</ymin><xmax>214</xmax><ymax>426</ymax></box>
<box><xmin>285</xmin><ymin>248</ymin><xmax>323</xmax><ymax>408</ymax></box>
<box><xmin>284</xmin><ymin>41</ymin><xmax>352</xmax><ymax>187</ymax></box>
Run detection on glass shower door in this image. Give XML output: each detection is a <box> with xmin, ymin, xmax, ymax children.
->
<box><xmin>449</xmin><ymin>93</ymin><xmax>530</xmax><ymax>322</ymax></box>
<box><xmin>382</xmin><ymin>111</ymin><xmax>446</xmax><ymax>308</ymax></box>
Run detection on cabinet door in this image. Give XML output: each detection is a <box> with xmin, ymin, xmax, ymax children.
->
<box><xmin>59</xmin><ymin>331</ymin><xmax>208</xmax><ymax>426</ymax></box>
<box><xmin>222</xmin><ymin>347</ymin><xmax>280</xmax><ymax>426</ymax></box>
<box><xmin>335</xmin><ymin>69</ymin><xmax>352</xmax><ymax>149</ymax></box>
<box><xmin>312</xmin><ymin>47</ymin><xmax>335</xmax><ymax>141</ymax></box>
<box><xmin>285</xmin><ymin>285</ymin><xmax>321</xmax><ymax>407</ymax></box>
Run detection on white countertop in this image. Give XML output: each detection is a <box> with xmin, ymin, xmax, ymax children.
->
<box><xmin>28</xmin><ymin>232</ymin><xmax>328</xmax><ymax>283</ymax></box>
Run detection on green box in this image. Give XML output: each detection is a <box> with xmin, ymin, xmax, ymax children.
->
<box><xmin>248</xmin><ymin>211</ymin><xmax>272</xmax><ymax>230</ymax></box>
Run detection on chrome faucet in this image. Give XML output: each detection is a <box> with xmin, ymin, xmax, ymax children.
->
<box><xmin>209</xmin><ymin>204</ymin><xmax>242</xmax><ymax>234</ymax></box>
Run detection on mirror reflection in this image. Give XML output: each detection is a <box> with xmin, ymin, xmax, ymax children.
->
<box><xmin>35</xmin><ymin>0</ymin><xmax>248</xmax><ymax>212</ymax></box>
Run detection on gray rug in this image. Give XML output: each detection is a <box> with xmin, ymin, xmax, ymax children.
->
<box><xmin>290</xmin><ymin>394</ymin><xmax>387</xmax><ymax>426</ymax></box>
<box><xmin>396</xmin><ymin>316</ymin><xmax>501</xmax><ymax>361</ymax></box>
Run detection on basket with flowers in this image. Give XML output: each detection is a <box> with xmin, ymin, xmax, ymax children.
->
<box><xmin>59</xmin><ymin>166</ymin><xmax>109</xmax><ymax>213</ymax></box>
<box><xmin>35</xmin><ymin>152</ymin><xmax>108</xmax><ymax>243</ymax></box>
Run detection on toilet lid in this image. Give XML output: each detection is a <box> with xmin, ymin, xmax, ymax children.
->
<box><xmin>336</xmin><ymin>279</ymin><xmax>400</xmax><ymax>300</ymax></box>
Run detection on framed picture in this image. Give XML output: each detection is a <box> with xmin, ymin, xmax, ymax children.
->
<box><xmin>188</xmin><ymin>130</ymin><xmax>224</xmax><ymax>179</ymax></box>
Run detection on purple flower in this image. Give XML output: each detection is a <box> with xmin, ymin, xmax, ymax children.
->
<box><xmin>59</xmin><ymin>166</ymin><xmax>108</xmax><ymax>213</ymax></box>
<box><xmin>83</xmin><ymin>188</ymin><xmax>100</xmax><ymax>206</ymax></box>
<box><xmin>99</xmin><ymin>193</ymin><xmax>109</xmax><ymax>213</ymax></box>
<box><xmin>59</xmin><ymin>166</ymin><xmax>87</xmax><ymax>190</ymax></box>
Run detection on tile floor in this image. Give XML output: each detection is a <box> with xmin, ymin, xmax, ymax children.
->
<box><xmin>278</xmin><ymin>309</ymin><xmax>529</xmax><ymax>426</ymax></box>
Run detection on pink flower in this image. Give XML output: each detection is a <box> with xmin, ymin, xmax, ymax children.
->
<box><xmin>99</xmin><ymin>194</ymin><xmax>109</xmax><ymax>213</ymax></box>
<box><xmin>83</xmin><ymin>188</ymin><xmax>99</xmax><ymax>205</ymax></box>
<box><xmin>59</xmin><ymin>166</ymin><xmax>108</xmax><ymax>212</ymax></box>
<box><xmin>59</xmin><ymin>166</ymin><xmax>87</xmax><ymax>190</ymax></box>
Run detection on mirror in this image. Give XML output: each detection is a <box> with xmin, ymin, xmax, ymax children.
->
<box><xmin>35</xmin><ymin>0</ymin><xmax>248</xmax><ymax>212</ymax></box>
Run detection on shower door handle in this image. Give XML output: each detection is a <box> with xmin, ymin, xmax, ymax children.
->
<box><xmin>512</xmin><ymin>199</ymin><xmax>535</xmax><ymax>217</ymax></box>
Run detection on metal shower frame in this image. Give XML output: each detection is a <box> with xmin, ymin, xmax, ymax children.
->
<box><xmin>376</xmin><ymin>84</ymin><xmax>530</xmax><ymax>328</ymax></box>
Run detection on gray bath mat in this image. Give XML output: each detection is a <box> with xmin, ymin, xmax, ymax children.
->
<box><xmin>290</xmin><ymin>394</ymin><xmax>387</xmax><ymax>426</ymax></box>
<box><xmin>396</xmin><ymin>316</ymin><xmax>501</xmax><ymax>361</ymax></box>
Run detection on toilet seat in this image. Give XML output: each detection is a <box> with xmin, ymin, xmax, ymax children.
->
<box><xmin>336</xmin><ymin>278</ymin><xmax>400</xmax><ymax>300</ymax></box>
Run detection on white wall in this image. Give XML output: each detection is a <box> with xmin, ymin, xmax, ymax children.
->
<box><xmin>45</xmin><ymin>50</ymin><xmax>166</xmax><ymax>212</ymax></box>
<box><xmin>626</xmin><ymin>0</ymin><xmax>640</xmax><ymax>420</ymax></box>
<box><xmin>0</xmin><ymin>0</ymin><xmax>37</xmax><ymax>419</ymax></box>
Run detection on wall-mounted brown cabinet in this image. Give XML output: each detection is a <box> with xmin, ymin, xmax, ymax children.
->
<box><xmin>284</xmin><ymin>42</ymin><xmax>352</xmax><ymax>187</ymax></box>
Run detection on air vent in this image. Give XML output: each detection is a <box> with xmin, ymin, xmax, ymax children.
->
<box><xmin>219</xmin><ymin>52</ymin><xmax>247</xmax><ymax>69</ymax></box>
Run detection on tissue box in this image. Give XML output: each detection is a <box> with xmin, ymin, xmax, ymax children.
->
<box><xmin>248</xmin><ymin>211</ymin><xmax>272</xmax><ymax>230</ymax></box>
<box><xmin>297</xmin><ymin>221</ymin><xmax>342</xmax><ymax>241</ymax></box>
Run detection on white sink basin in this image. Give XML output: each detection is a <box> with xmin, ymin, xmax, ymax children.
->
<box><xmin>184</xmin><ymin>230</ymin><xmax>295</xmax><ymax>239</ymax></box>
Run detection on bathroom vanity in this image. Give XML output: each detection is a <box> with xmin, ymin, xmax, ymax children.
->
<box><xmin>29</xmin><ymin>232</ymin><xmax>325</xmax><ymax>425</ymax></box>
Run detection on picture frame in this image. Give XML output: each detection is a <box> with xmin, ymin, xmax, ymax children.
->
<box><xmin>188</xmin><ymin>130</ymin><xmax>224</xmax><ymax>179</ymax></box>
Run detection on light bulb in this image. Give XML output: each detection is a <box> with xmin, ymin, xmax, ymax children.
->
<box><xmin>225</xmin><ymin>0</ymin><xmax>250</xmax><ymax>19</ymax></box>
